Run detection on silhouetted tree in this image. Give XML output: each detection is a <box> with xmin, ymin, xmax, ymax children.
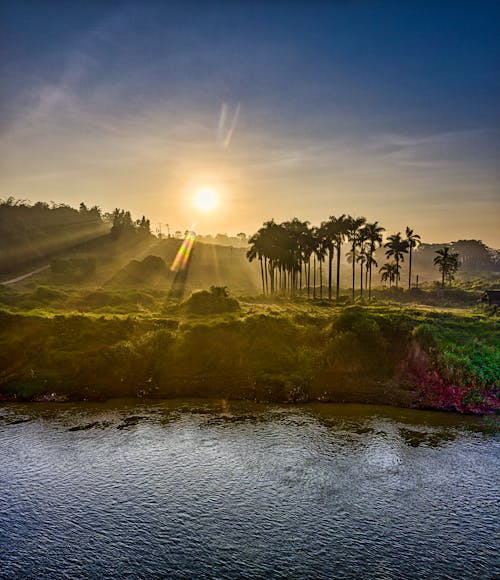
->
<box><xmin>384</xmin><ymin>232</ymin><xmax>408</xmax><ymax>289</ymax></box>
<box><xmin>433</xmin><ymin>247</ymin><xmax>460</xmax><ymax>288</ymax></box>
<box><xmin>322</xmin><ymin>215</ymin><xmax>349</xmax><ymax>300</ymax></box>
<box><xmin>380</xmin><ymin>262</ymin><xmax>399</xmax><ymax>287</ymax></box>
<box><xmin>345</xmin><ymin>216</ymin><xmax>366</xmax><ymax>299</ymax></box>
<box><xmin>363</xmin><ymin>221</ymin><xmax>385</xmax><ymax>300</ymax></box>
<box><xmin>405</xmin><ymin>226</ymin><xmax>421</xmax><ymax>290</ymax></box>
<box><xmin>312</xmin><ymin>226</ymin><xmax>327</xmax><ymax>299</ymax></box>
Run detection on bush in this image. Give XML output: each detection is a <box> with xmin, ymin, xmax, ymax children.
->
<box><xmin>182</xmin><ymin>286</ymin><xmax>240</xmax><ymax>315</ymax></box>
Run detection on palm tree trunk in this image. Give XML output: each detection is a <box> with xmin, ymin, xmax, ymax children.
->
<box><xmin>328</xmin><ymin>249</ymin><xmax>333</xmax><ymax>300</ymax></box>
<box><xmin>319</xmin><ymin>260</ymin><xmax>323</xmax><ymax>299</ymax></box>
<box><xmin>313</xmin><ymin>255</ymin><xmax>316</xmax><ymax>299</ymax></box>
<box><xmin>360</xmin><ymin>263</ymin><xmax>363</xmax><ymax>298</ymax></box>
<box><xmin>368</xmin><ymin>256</ymin><xmax>372</xmax><ymax>301</ymax></box>
<box><xmin>442</xmin><ymin>269</ymin><xmax>445</xmax><ymax>289</ymax></box>
<box><xmin>351</xmin><ymin>244</ymin><xmax>355</xmax><ymax>300</ymax></box>
<box><xmin>336</xmin><ymin>242</ymin><xmax>341</xmax><ymax>300</ymax></box>
<box><xmin>307</xmin><ymin>259</ymin><xmax>311</xmax><ymax>299</ymax></box>
<box><xmin>395</xmin><ymin>256</ymin><xmax>399</xmax><ymax>289</ymax></box>
<box><xmin>259</xmin><ymin>258</ymin><xmax>265</xmax><ymax>295</ymax></box>
<box><xmin>408</xmin><ymin>246</ymin><xmax>412</xmax><ymax>290</ymax></box>
<box><xmin>264</xmin><ymin>257</ymin><xmax>268</xmax><ymax>295</ymax></box>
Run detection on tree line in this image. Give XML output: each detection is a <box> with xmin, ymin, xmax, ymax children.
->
<box><xmin>246</xmin><ymin>216</ymin><xmax>460</xmax><ymax>298</ymax></box>
<box><xmin>0</xmin><ymin>198</ymin><xmax>154</xmax><ymax>272</ymax></box>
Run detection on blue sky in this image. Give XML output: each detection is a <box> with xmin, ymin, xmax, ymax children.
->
<box><xmin>1</xmin><ymin>1</ymin><xmax>499</xmax><ymax>244</ymax></box>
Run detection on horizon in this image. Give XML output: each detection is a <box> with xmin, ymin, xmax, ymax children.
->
<box><xmin>1</xmin><ymin>1</ymin><xmax>499</xmax><ymax>246</ymax></box>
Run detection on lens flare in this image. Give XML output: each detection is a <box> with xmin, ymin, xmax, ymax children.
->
<box><xmin>170</xmin><ymin>229</ymin><xmax>197</xmax><ymax>272</ymax></box>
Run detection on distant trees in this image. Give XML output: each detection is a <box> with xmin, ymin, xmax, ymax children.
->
<box><xmin>0</xmin><ymin>197</ymin><xmax>107</xmax><ymax>272</ymax></box>
<box><xmin>246</xmin><ymin>215</ymin><xmax>421</xmax><ymax>300</ymax></box>
<box><xmin>106</xmin><ymin>209</ymin><xmax>151</xmax><ymax>240</ymax></box>
<box><xmin>433</xmin><ymin>247</ymin><xmax>460</xmax><ymax>288</ymax></box>
<box><xmin>0</xmin><ymin>197</ymin><xmax>156</xmax><ymax>273</ymax></box>
<box><xmin>449</xmin><ymin>240</ymin><xmax>495</xmax><ymax>271</ymax></box>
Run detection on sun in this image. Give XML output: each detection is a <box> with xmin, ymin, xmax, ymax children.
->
<box><xmin>192</xmin><ymin>187</ymin><xmax>219</xmax><ymax>213</ymax></box>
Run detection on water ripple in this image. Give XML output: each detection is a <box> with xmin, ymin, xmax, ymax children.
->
<box><xmin>0</xmin><ymin>401</ymin><xmax>498</xmax><ymax>579</ymax></box>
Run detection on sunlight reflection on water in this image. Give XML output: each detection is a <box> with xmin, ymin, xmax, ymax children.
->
<box><xmin>0</xmin><ymin>401</ymin><xmax>498</xmax><ymax>579</ymax></box>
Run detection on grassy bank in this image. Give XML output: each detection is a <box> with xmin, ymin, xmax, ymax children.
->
<box><xmin>0</xmin><ymin>297</ymin><xmax>498</xmax><ymax>414</ymax></box>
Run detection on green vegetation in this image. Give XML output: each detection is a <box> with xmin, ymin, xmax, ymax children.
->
<box><xmin>0</xmin><ymin>298</ymin><xmax>497</xmax><ymax>414</ymax></box>
<box><xmin>0</xmin><ymin>198</ymin><xmax>108</xmax><ymax>273</ymax></box>
<box><xmin>182</xmin><ymin>286</ymin><xmax>240</xmax><ymax>314</ymax></box>
<box><xmin>1</xmin><ymin>199</ymin><xmax>498</xmax><ymax>414</ymax></box>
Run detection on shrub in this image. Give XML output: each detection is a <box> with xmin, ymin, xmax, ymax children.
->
<box><xmin>182</xmin><ymin>286</ymin><xmax>240</xmax><ymax>315</ymax></box>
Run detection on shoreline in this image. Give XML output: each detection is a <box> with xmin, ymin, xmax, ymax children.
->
<box><xmin>1</xmin><ymin>305</ymin><xmax>498</xmax><ymax>416</ymax></box>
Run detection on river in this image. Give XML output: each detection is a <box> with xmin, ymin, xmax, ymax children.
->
<box><xmin>0</xmin><ymin>400</ymin><xmax>498</xmax><ymax>579</ymax></box>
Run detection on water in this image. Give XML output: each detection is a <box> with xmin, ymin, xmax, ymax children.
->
<box><xmin>0</xmin><ymin>400</ymin><xmax>498</xmax><ymax>579</ymax></box>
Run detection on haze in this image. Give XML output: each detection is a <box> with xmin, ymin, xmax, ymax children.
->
<box><xmin>1</xmin><ymin>0</ymin><xmax>499</xmax><ymax>245</ymax></box>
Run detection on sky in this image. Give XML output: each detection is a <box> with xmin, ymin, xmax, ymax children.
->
<box><xmin>1</xmin><ymin>0</ymin><xmax>499</xmax><ymax>245</ymax></box>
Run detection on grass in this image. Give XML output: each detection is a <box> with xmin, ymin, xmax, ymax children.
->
<box><xmin>0</xmin><ymin>286</ymin><xmax>498</xmax><ymax>414</ymax></box>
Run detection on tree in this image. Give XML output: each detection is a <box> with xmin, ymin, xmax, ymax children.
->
<box><xmin>136</xmin><ymin>216</ymin><xmax>151</xmax><ymax>236</ymax></box>
<box><xmin>345</xmin><ymin>216</ymin><xmax>366</xmax><ymax>299</ymax></box>
<box><xmin>247</xmin><ymin>226</ymin><xmax>269</xmax><ymax>295</ymax></box>
<box><xmin>433</xmin><ymin>247</ymin><xmax>460</xmax><ymax>288</ymax></box>
<box><xmin>362</xmin><ymin>221</ymin><xmax>384</xmax><ymax>300</ymax></box>
<box><xmin>384</xmin><ymin>232</ymin><xmax>408</xmax><ymax>289</ymax></box>
<box><xmin>357</xmin><ymin>249</ymin><xmax>368</xmax><ymax>298</ymax></box>
<box><xmin>323</xmin><ymin>214</ymin><xmax>349</xmax><ymax>300</ymax></box>
<box><xmin>379</xmin><ymin>262</ymin><xmax>399</xmax><ymax>287</ymax></box>
<box><xmin>236</xmin><ymin>232</ymin><xmax>247</xmax><ymax>246</ymax></box>
<box><xmin>312</xmin><ymin>226</ymin><xmax>327</xmax><ymax>299</ymax></box>
<box><xmin>320</xmin><ymin>219</ymin><xmax>335</xmax><ymax>300</ymax></box>
<box><xmin>346</xmin><ymin>247</ymin><xmax>368</xmax><ymax>298</ymax></box>
<box><xmin>449</xmin><ymin>239</ymin><xmax>494</xmax><ymax>271</ymax></box>
<box><xmin>405</xmin><ymin>226</ymin><xmax>421</xmax><ymax>290</ymax></box>
<box><xmin>109</xmin><ymin>209</ymin><xmax>135</xmax><ymax>239</ymax></box>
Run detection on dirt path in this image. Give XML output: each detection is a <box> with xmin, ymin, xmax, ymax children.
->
<box><xmin>1</xmin><ymin>265</ymin><xmax>50</xmax><ymax>286</ymax></box>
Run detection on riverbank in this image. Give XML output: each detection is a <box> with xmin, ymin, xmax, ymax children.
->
<box><xmin>1</xmin><ymin>301</ymin><xmax>498</xmax><ymax>414</ymax></box>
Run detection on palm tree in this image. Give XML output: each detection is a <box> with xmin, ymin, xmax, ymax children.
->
<box><xmin>405</xmin><ymin>226</ymin><xmax>421</xmax><ymax>290</ymax></box>
<box><xmin>379</xmin><ymin>262</ymin><xmax>399</xmax><ymax>287</ymax></box>
<box><xmin>363</xmin><ymin>221</ymin><xmax>385</xmax><ymax>300</ymax></box>
<box><xmin>247</xmin><ymin>231</ymin><xmax>265</xmax><ymax>294</ymax></box>
<box><xmin>384</xmin><ymin>232</ymin><xmax>409</xmax><ymax>289</ymax></box>
<box><xmin>313</xmin><ymin>226</ymin><xmax>327</xmax><ymax>299</ymax></box>
<box><xmin>300</xmin><ymin>225</ymin><xmax>315</xmax><ymax>298</ymax></box>
<box><xmin>346</xmin><ymin>248</ymin><xmax>368</xmax><ymax>298</ymax></box>
<box><xmin>320</xmin><ymin>219</ymin><xmax>335</xmax><ymax>300</ymax></box>
<box><xmin>357</xmin><ymin>249</ymin><xmax>368</xmax><ymax>298</ymax></box>
<box><xmin>433</xmin><ymin>247</ymin><xmax>460</xmax><ymax>288</ymax></box>
<box><xmin>328</xmin><ymin>214</ymin><xmax>349</xmax><ymax>300</ymax></box>
<box><xmin>365</xmin><ymin>253</ymin><xmax>378</xmax><ymax>294</ymax></box>
<box><xmin>286</xmin><ymin>218</ymin><xmax>311</xmax><ymax>295</ymax></box>
<box><xmin>345</xmin><ymin>216</ymin><xmax>366</xmax><ymax>299</ymax></box>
